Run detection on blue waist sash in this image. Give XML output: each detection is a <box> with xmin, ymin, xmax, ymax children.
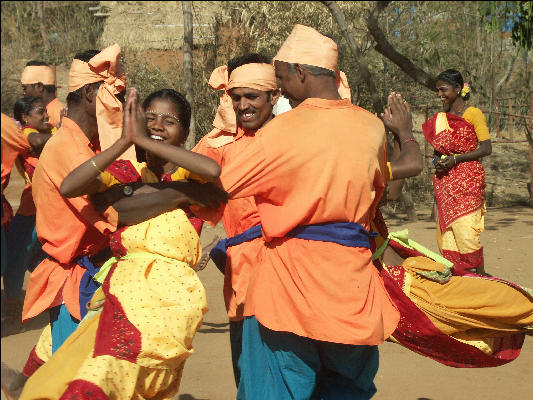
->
<box><xmin>209</xmin><ymin>222</ymin><xmax>377</xmax><ymax>274</ymax></box>
<box><xmin>76</xmin><ymin>255</ymin><xmax>101</xmax><ymax>320</ymax></box>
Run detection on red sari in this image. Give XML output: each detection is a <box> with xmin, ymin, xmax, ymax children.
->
<box><xmin>422</xmin><ymin>112</ymin><xmax>485</xmax><ymax>231</ymax></box>
<box><xmin>422</xmin><ymin>112</ymin><xmax>486</xmax><ymax>272</ymax></box>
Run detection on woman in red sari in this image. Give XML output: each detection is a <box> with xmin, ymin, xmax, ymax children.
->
<box><xmin>422</xmin><ymin>69</ymin><xmax>492</xmax><ymax>275</ymax></box>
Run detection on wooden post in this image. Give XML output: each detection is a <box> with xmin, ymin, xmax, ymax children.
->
<box><xmin>508</xmin><ymin>97</ymin><xmax>513</xmax><ymax>140</ymax></box>
<box><xmin>529</xmin><ymin>90</ymin><xmax>533</xmax><ymax>205</ymax></box>
<box><xmin>37</xmin><ymin>2</ymin><xmax>49</xmax><ymax>52</ymax></box>
<box><xmin>495</xmin><ymin>100</ymin><xmax>501</xmax><ymax>138</ymax></box>
<box><xmin>424</xmin><ymin>104</ymin><xmax>430</xmax><ymax>168</ymax></box>
<box><xmin>182</xmin><ymin>1</ymin><xmax>195</xmax><ymax>150</ymax></box>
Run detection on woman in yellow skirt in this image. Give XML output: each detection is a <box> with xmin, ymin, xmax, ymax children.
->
<box><xmin>20</xmin><ymin>87</ymin><xmax>223</xmax><ymax>399</ymax></box>
<box><xmin>422</xmin><ymin>69</ymin><xmax>492</xmax><ymax>275</ymax></box>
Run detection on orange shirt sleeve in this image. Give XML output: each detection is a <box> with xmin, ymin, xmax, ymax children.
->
<box><xmin>49</xmin><ymin>131</ymin><xmax>118</xmax><ymax>235</ymax></box>
<box><xmin>1</xmin><ymin>113</ymin><xmax>30</xmax><ymax>192</ymax></box>
<box><xmin>218</xmin><ymin>135</ymin><xmax>269</xmax><ymax>199</ymax></box>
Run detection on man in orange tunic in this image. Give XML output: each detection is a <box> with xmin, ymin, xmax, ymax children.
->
<box><xmin>21</xmin><ymin>61</ymin><xmax>64</xmax><ymax>127</ymax></box>
<box><xmin>1</xmin><ymin>113</ymin><xmax>31</xmax><ymax>274</ymax></box>
<box><xmin>193</xmin><ymin>53</ymin><xmax>280</xmax><ymax>385</ymax></box>
<box><xmin>3</xmin><ymin>62</ymin><xmax>67</xmax><ymax>315</ymax></box>
<box><xmin>217</xmin><ymin>25</ymin><xmax>400</xmax><ymax>399</ymax></box>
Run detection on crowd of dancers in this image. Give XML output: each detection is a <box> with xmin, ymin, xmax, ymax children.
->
<box><xmin>1</xmin><ymin>24</ymin><xmax>532</xmax><ymax>400</ymax></box>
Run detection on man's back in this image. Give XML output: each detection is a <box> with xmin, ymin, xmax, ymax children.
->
<box><xmin>219</xmin><ymin>98</ymin><xmax>399</xmax><ymax>346</ymax></box>
<box><xmin>223</xmin><ymin>98</ymin><xmax>387</xmax><ymax>237</ymax></box>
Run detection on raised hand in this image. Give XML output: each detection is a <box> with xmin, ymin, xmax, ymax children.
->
<box><xmin>121</xmin><ymin>87</ymin><xmax>138</xmax><ymax>145</ymax></box>
<box><xmin>381</xmin><ymin>92</ymin><xmax>413</xmax><ymax>139</ymax></box>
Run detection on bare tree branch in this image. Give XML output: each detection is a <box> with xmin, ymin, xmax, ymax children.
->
<box><xmin>365</xmin><ymin>3</ymin><xmax>438</xmax><ymax>92</ymax></box>
<box><xmin>182</xmin><ymin>1</ymin><xmax>196</xmax><ymax>149</ymax></box>
<box><xmin>321</xmin><ymin>1</ymin><xmax>384</xmax><ymax>113</ymax></box>
<box><xmin>495</xmin><ymin>50</ymin><xmax>518</xmax><ymax>92</ymax></box>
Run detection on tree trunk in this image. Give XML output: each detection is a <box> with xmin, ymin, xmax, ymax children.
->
<box><xmin>37</xmin><ymin>2</ymin><xmax>49</xmax><ymax>52</ymax></box>
<box><xmin>321</xmin><ymin>1</ymin><xmax>384</xmax><ymax>113</ymax></box>
<box><xmin>365</xmin><ymin>4</ymin><xmax>437</xmax><ymax>92</ymax></box>
<box><xmin>182</xmin><ymin>1</ymin><xmax>196</xmax><ymax>149</ymax></box>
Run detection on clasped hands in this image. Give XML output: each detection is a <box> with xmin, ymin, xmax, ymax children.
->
<box><xmin>120</xmin><ymin>87</ymin><xmax>150</xmax><ymax>147</ymax></box>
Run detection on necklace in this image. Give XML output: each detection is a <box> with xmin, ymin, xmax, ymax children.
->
<box><xmin>160</xmin><ymin>165</ymin><xmax>179</xmax><ymax>181</ymax></box>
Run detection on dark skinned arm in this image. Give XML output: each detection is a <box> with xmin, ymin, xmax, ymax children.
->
<box><xmin>91</xmin><ymin>180</ymin><xmax>229</xmax><ymax>226</ymax></box>
<box><xmin>27</xmin><ymin>132</ymin><xmax>52</xmax><ymax>156</ymax></box>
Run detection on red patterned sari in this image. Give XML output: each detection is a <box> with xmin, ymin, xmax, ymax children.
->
<box><xmin>422</xmin><ymin>112</ymin><xmax>486</xmax><ymax>272</ymax></box>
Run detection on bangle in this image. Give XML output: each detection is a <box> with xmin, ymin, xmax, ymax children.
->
<box><xmin>401</xmin><ymin>138</ymin><xmax>418</xmax><ymax>146</ymax></box>
<box><xmin>90</xmin><ymin>159</ymin><xmax>104</xmax><ymax>174</ymax></box>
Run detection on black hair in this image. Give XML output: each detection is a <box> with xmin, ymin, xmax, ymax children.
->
<box><xmin>66</xmin><ymin>50</ymin><xmax>101</xmax><ymax>107</ymax></box>
<box><xmin>24</xmin><ymin>60</ymin><xmax>57</xmax><ymax>94</ymax></box>
<box><xmin>437</xmin><ymin>69</ymin><xmax>470</xmax><ymax>100</ymax></box>
<box><xmin>227</xmin><ymin>53</ymin><xmax>272</xmax><ymax>76</ymax></box>
<box><xmin>287</xmin><ymin>63</ymin><xmax>336</xmax><ymax>79</ymax></box>
<box><xmin>142</xmin><ymin>89</ymin><xmax>191</xmax><ymax>131</ymax></box>
<box><xmin>14</xmin><ymin>96</ymin><xmax>42</xmax><ymax>125</ymax></box>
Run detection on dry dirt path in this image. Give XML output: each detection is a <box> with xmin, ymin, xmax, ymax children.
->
<box><xmin>2</xmin><ymin>172</ymin><xmax>532</xmax><ymax>399</ymax></box>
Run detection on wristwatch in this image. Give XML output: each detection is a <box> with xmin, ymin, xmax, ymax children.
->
<box><xmin>122</xmin><ymin>185</ymin><xmax>134</xmax><ymax>197</ymax></box>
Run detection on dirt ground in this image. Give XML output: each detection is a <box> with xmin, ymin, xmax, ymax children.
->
<box><xmin>2</xmin><ymin>171</ymin><xmax>532</xmax><ymax>400</ymax></box>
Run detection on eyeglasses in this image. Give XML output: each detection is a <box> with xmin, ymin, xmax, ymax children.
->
<box><xmin>145</xmin><ymin>110</ymin><xmax>180</xmax><ymax>124</ymax></box>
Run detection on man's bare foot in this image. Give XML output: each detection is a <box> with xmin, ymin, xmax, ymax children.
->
<box><xmin>1</xmin><ymin>362</ymin><xmax>27</xmax><ymax>400</ymax></box>
<box><xmin>193</xmin><ymin>236</ymin><xmax>222</xmax><ymax>272</ymax></box>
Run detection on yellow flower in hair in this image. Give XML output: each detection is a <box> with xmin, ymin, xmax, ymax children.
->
<box><xmin>461</xmin><ymin>83</ymin><xmax>470</xmax><ymax>98</ymax></box>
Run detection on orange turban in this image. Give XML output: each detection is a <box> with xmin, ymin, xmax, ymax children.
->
<box><xmin>21</xmin><ymin>66</ymin><xmax>56</xmax><ymax>85</ymax></box>
<box><xmin>208</xmin><ymin>63</ymin><xmax>277</xmax><ymax>135</ymax></box>
<box><xmin>274</xmin><ymin>24</ymin><xmax>351</xmax><ymax>102</ymax></box>
<box><xmin>68</xmin><ymin>44</ymin><xmax>135</xmax><ymax>160</ymax></box>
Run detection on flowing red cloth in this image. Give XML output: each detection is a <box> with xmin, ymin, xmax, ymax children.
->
<box><xmin>422</xmin><ymin>113</ymin><xmax>485</xmax><ymax>231</ymax></box>
<box><xmin>372</xmin><ymin>210</ymin><xmax>525</xmax><ymax>368</ymax></box>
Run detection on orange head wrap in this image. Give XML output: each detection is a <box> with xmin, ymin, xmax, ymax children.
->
<box><xmin>68</xmin><ymin>44</ymin><xmax>135</xmax><ymax>160</ymax></box>
<box><xmin>274</xmin><ymin>24</ymin><xmax>351</xmax><ymax>102</ymax></box>
<box><xmin>208</xmin><ymin>63</ymin><xmax>277</xmax><ymax>134</ymax></box>
<box><xmin>21</xmin><ymin>66</ymin><xmax>56</xmax><ymax>85</ymax></box>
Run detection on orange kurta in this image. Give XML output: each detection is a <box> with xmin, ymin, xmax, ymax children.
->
<box><xmin>219</xmin><ymin>98</ymin><xmax>400</xmax><ymax>345</ymax></box>
<box><xmin>1</xmin><ymin>113</ymin><xmax>30</xmax><ymax>193</ymax></box>
<box><xmin>1</xmin><ymin>114</ymin><xmax>30</xmax><ymax>224</ymax></box>
<box><xmin>193</xmin><ymin>127</ymin><xmax>263</xmax><ymax>321</ymax></box>
<box><xmin>46</xmin><ymin>98</ymin><xmax>64</xmax><ymax>128</ymax></box>
<box><xmin>23</xmin><ymin>117</ymin><xmax>118</xmax><ymax>322</ymax></box>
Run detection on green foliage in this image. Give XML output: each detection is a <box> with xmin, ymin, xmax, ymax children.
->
<box><xmin>480</xmin><ymin>1</ymin><xmax>532</xmax><ymax>51</ymax></box>
<box><xmin>511</xmin><ymin>2</ymin><xmax>532</xmax><ymax>51</ymax></box>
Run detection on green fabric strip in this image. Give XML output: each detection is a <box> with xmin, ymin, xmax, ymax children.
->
<box><xmin>372</xmin><ymin>229</ymin><xmax>453</xmax><ymax>283</ymax></box>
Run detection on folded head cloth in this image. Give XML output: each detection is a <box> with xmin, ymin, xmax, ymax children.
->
<box><xmin>68</xmin><ymin>44</ymin><xmax>136</xmax><ymax>160</ymax></box>
<box><xmin>21</xmin><ymin>65</ymin><xmax>56</xmax><ymax>85</ymax></box>
<box><xmin>273</xmin><ymin>24</ymin><xmax>351</xmax><ymax>102</ymax></box>
<box><xmin>208</xmin><ymin>63</ymin><xmax>277</xmax><ymax>135</ymax></box>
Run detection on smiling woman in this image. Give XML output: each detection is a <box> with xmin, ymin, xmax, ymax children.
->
<box><xmin>422</xmin><ymin>69</ymin><xmax>492</xmax><ymax>275</ymax></box>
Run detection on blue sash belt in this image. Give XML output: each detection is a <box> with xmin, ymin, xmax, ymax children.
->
<box><xmin>210</xmin><ymin>222</ymin><xmax>377</xmax><ymax>274</ymax></box>
<box><xmin>76</xmin><ymin>256</ymin><xmax>101</xmax><ymax>320</ymax></box>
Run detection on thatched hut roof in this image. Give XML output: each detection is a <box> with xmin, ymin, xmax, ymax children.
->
<box><xmin>97</xmin><ymin>1</ymin><xmax>230</xmax><ymax>50</ymax></box>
